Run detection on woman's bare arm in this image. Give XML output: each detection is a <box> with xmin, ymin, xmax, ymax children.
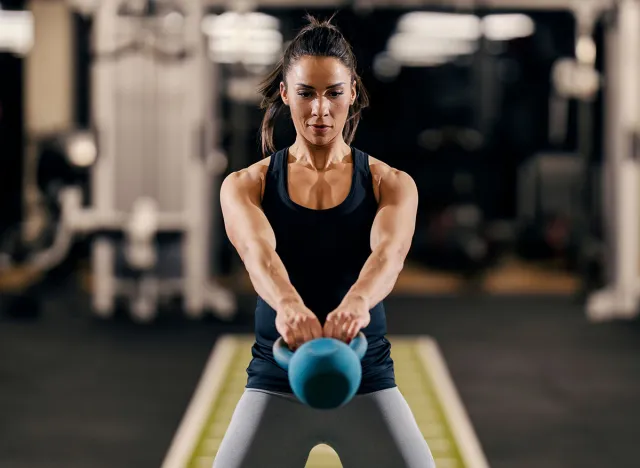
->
<box><xmin>220</xmin><ymin>166</ymin><xmax>303</xmax><ymax>311</ymax></box>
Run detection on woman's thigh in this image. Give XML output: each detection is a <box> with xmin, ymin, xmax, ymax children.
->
<box><xmin>213</xmin><ymin>389</ymin><xmax>317</xmax><ymax>468</ymax></box>
<box><xmin>327</xmin><ymin>387</ymin><xmax>435</xmax><ymax>468</ymax></box>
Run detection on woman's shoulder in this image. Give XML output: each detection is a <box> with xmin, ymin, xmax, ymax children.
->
<box><xmin>248</xmin><ymin>156</ymin><xmax>272</xmax><ymax>174</ymax></box>
<box><xmin>366</xmin><ymin>154</ymin><xmax>391</xmax><ymax>172</ymax></box>
<box><xmin>366</xmin><ymin>154</ymin><xmax>392</xmax><ymax>187</ymax></box>
<box><xmin>233</xmin><ymin>157</ymin><xmax>271</xmax><ymax>180</ymax></box>
<box><xmin>222</xmin><ymin>157</ymin><xmax>270</xmax><ymax>194</ymax></box>
<box><xmin>230</xmin><ymin>157</ymin><xmax>273</xmax><ymax>200</ymax></box>
<box><xmin>365</xmin><ymin>154</ymin><xmax>415</xmax><ymax>194</ymax></box>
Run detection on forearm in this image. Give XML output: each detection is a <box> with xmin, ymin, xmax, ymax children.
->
<box><xmin>344</xmin><ymin>243</ymin><xmax>405</xmax><ymax>310</ymax></box>
<box><xmin>241</xmin><ymin>241</ymin><xmax>303</xmax><ymax>312</ymax></box>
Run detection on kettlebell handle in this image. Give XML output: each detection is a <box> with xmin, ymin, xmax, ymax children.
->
<box><xmin>273</xmin><ymin>332</ymin><xmax>368</xmax><ymax>371</ymax></box>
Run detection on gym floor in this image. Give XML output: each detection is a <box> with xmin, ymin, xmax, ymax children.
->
<box><xmin>1</xmin><ymin>266</ymin><xmax>640</xmax><ymax>468</ymax></box>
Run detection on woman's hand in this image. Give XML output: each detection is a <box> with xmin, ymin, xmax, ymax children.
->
<box><xmin>275</xmin><ymin>298</ymin><xmax>323</xmax><ymax>350</ymax></box>
<box><xmin>323</xmin><ymin>295</ymin><xmax>370</xmax><ymax>343</ymax></box>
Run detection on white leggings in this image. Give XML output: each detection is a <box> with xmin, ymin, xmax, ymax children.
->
<box><xmin>213</xmin><ymin>387</ymin><xmax>435</xmax><ymax>468</ymax></box>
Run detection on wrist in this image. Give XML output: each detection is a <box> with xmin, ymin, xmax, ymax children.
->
<box><xmin>276</xmin><ymin>295</ymin><xmax>304</xmax><ymax>313</ymax></box>
<box><xmin>342</xmin><ymin>292</ymin><xmax>370</xmax><ymax>311</ymax></box>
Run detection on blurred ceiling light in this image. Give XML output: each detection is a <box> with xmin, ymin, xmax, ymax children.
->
<box><xmin>482</xmin><ymin>14</ymin><xmax>536</xmax><ymax>41</ymax></box>
<box><xmin>389</xmin><ymin>33</ymin><xmax>478</xmax><ymax>57</ymax></box>
<box><xmin>387</xmin><ymin>33</ymin><xmax>477</xmax><ymax>67</ymax></box>
<box><xmin>202</xmin><ymin>12</ymin><xmax>282</xmax><ymax>67</ymax></box>
<box><xmin>385</xmin><ymin>11</ymin><xmax>535</xmax><ymax>69</ymax></box>
<box><xmin>397</xmin><ymin>12</ymin><xmax>481</xmax><ymax>41</ymax></box>
<box><xmin>0</xmin><ymin>9</ymin><xmax>33</xmax><ymax>55</ymax></box>
<box><xmin>211</xmin><ymin>10</ymin><xmax>279</xmax><ymax>31</ymax></box>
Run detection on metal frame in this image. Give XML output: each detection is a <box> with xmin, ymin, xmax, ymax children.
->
<box><xmin>586</xmin><ymin>0</ymin><xmax>640</xmax><ymax>321</ymax></box>
<box><xmin>55</xmin><ymin>0</ymin><xmax>236</xmax><ymax>322</ymax></box>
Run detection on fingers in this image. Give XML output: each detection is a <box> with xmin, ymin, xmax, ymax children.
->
<box><xmin>301</xmin><ymin>314</ymin><xmax>323</xmax><ymax>342</ymax></box>
<box><xmin>336</xmin><ymin>315</ymin><xmax>349</xmax><ymax>342</ymax></box>
<box><xmin>291</xmin><ymin>313</ymin><xmax>323</xmax><ymax>348</ymax></box>
<box><xmin>324</xmin><ymin>312</ymin><xmax>356</xmax><ymax>343</ymax></box>
<box><xmin>281</xmin><ymin>318</ymin><xmax>304</xmax><ymax>349</ymax></box>
<box><xmin>281</xmin><ymin>309</ymin><xmax>361</xmax><ymax>349</ymax></box>
<box><xmin>324</xmin><ymin>313</ymin><xmax>346</xmax><ymax>341</ymax></box>
<box><xmin>292</xmin><ymin>326</ymin><xmax>305</xmax><ymax>350</ymax></box>
<box><xmin>323</xmin><ymin>315</ymin><xmax>336</xmax><ymax>340</ymax></box>
<box><xmin>281</xmin><ymin>329</ymin><xmax>296</xmax><ymax>349</ymax></box>
<box><xmin>309</xmin><ymin>318</ymin><xmax>323</xmax><ymax>340</ymax></box>
<box><xmin>299</xmin><ymin>321</ymin><xmax>313</xmax><ymax>345</ymax></box>
<box><xmin>345</xmin><ymin>320</ymin><xmax>361</xmax><ymax>343</ymax></box>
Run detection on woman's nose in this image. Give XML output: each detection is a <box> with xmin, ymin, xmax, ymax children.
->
<box><xmin>311</xmin><ymin>97</ymin><xmax>330</xmax><ymax>117</ymax></box>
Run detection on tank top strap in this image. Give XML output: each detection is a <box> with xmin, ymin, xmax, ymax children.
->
<box><xmin>351</xmin><ymin>146</ymin><xmax>375</xmax><ymax>199</ymax></box>
<box><xmin>263</xmin><ymin>148</ymin><xmax>286</xmax><ymax>203</ymax></box>
<box><xmin>352</xmin><ymin>146</ymin><xmax>371</xmax><ymax>181</ymax></box>
<box><xmin>267</xmin><ymin>148</ymin><xmax>285</xmax><ymax>178</ymax></box>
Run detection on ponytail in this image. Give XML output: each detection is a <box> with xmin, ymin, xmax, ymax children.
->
<box><xmin>344</xmin><ymin>74</ymin><xmax>369</xmax><ymax>147</ymax></box>
<box><xmin>258</xmin><ymin>58</ymin><xmax>286</xmax><ymax>157</ymax></box>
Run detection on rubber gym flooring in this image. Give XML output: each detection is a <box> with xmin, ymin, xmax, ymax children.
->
<box><xmin>2</xmin><ymin>280</ymin><xmax>640</xmax><ymax>468</ymax></box>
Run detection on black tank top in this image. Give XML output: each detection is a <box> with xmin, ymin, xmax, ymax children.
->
<box><xmin>245</xmin><ymin>146</ymin><xmax>396</xmax><ymax>394</ymax></box>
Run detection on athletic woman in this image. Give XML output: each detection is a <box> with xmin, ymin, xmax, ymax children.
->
<box><xmin>215</xmin><ymin>15</ymin><xmax>435</xmax><ymax>468</ymax></box>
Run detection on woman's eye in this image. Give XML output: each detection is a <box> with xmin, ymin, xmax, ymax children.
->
<box><xmin>296</xmin><ymin>91</ymin><xmax>344</xmax><ymax>98</ymax></box>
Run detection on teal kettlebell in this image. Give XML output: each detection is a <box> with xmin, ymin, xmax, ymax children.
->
<box><xmin>273</xmin><ymin>332</ymin><xmax>368</xmax><ymax>410</ymax></box>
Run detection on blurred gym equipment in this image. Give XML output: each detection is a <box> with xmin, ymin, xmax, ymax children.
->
<box><xmin>75</xmin><ymin>0</ymin><xmax>235</xmax><ymax>321</ymax></box>
<box><xmin>2</xmin><ymin>0</ymin><xmax>239</xmax><ymax>323</ymax></box>
<box><xmin>386</xmin><ymin>10</ymin><xmax>537</xmax><ymax>276</ymax></box>
<box><xmin>516</xmin><ymin>153</ymin><xmax>588</xmax><ymax>265</ymax></box>
<box><xmin>587</xmin><ymin>0</ymin><xmax>640</xmax><ymax>321</ymax></box>
<box><xmin>517</xmin><ymin>2</ymin><xmax>604</xmax><ymax>270</ymax></box>
<box><xmin>411</xmin><ymin>144</ymin><xmax>494</xmax><ymax>277</ymax></box>
<box><xmin>378</xmin><ymin>0</ymin><xmax>637</xmax><ymax>322</ymax></box>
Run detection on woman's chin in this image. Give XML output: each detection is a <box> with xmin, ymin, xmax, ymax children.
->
<box><xmin>305</xmin><ymin>132</ymin><xmax>336</xmax><ymax>146</ymax></box>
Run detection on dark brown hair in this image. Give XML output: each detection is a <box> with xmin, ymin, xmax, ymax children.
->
<box><xmin>257</xmin><ymin>14</ymin><xmax>370</xmax><ymax>156</ymax></box>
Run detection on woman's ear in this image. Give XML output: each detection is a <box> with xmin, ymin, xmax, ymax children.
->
<box><xmin>280</xmin><ymin>81</ymin><xmax>289</xmax><ymax>106</ymax></box>
<box><xmin>350</xmin><ymin>79</ymin><xmax>357</xmax><ymax>105</ymax></box>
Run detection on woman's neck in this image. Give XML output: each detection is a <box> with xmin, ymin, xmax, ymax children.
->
<box><xmin>289</xmin><ymin>137</ymin><xmax>351</xmax><ymax>171</ymax></box>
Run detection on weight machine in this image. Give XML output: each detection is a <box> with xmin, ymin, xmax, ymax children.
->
<box><xmin>83</xmin><ymin>0</ymin><xmax>236</xmax><ymax>322</ymax></box>
<box><xmin>4</xmin><ymin>0</ymin><xmax>239</xmax><ymax>322</ymax></box>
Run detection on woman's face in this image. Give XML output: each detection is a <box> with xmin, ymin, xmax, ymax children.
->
<box><xmin>280</xmin><ymin>56</ymin><xmax>357</xmax><ymax>147</ymax></box>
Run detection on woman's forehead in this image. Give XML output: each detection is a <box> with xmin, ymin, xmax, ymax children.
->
<box><xmin>287</xmin><ymin>56</ymin><xmax>351</xmax><ymax>86</ymax></box>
